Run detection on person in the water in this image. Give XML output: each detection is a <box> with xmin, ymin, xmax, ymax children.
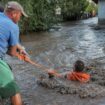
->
<box><xmin>48</xmin><ymin>60</ymin><xmax>90</xmax><ymax>83</ymax></box>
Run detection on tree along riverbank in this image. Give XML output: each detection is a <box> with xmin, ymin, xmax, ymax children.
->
<box><xmin>0</xmin><ymin>0</ymin><xmax>97</xmax><ymax>33</ymax></box>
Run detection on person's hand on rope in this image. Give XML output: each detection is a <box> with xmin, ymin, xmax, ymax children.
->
<box><xmin>16</xmin><ymin>44</ymin><xmax>32</xmax><ymax>62</ymax></box>
<box><xmin>16</xmin><ymin>53</ymin><xmax>31</xmax><ymax>62</ymax></box>
<box><xmin>48</xmin><ymin>69</ymin><xmax>61</xmax><ymax>77</ymax></box>
<box><xmin>17</xmin><ymin>44</ymin><xmax>29</xmax><ymax>56</ymax></box>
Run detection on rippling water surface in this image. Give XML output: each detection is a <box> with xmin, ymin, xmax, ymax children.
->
<box><xmin>6</xmin><ymin>17</ymin><xmax>105</xmax><ymax>105</ymax></box>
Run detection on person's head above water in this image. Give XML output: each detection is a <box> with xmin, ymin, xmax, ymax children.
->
<box><xmin>73</xmin><ymin>60</ymin><xmax>85</xmax><ymax>72</ymax></box>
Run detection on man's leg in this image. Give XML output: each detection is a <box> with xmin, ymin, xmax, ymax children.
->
<box><xmin>11</xmin><ymin>93</ymin><xmax>22</xmax><ymax>105</ymax></box>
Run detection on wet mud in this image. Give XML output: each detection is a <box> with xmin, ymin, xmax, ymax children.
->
<box><xmin>37</xmin><ymin>61</ymin><xmax>105</xmax><ymax>99</ymax></box>
<box><xmin>37</xmin><ymin>77</ymin><xmax>105</xmax><ymax>98</ymax></box>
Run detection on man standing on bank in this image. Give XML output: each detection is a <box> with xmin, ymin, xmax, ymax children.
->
<box><xmin>0</xmin><ymin>1</ymin><xmax>29</xmax><ymax>105</ymax></box>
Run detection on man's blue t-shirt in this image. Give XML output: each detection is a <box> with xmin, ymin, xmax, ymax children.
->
<box><xmin>0</xmin><ymin>13</ymin><xmax>19</xmax><ymax>58</ymax></box>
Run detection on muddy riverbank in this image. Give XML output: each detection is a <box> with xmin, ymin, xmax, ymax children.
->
<box><xmin>2</xmin><ymin>17</ymin><xmax>105</xmax><ymax>105</ymax></box>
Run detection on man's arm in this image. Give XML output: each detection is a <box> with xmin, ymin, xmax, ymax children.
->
<box><xmin>7</xmin><ymin>45</ymin><xmax>18</xmax><ymax>56</ymax></box>
<box><xmin>7</xmin><ymin>44</ymin><xmax>26</xmax><ymax>56</ymax></box>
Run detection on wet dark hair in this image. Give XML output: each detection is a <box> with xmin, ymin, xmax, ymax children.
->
<box><xmin>74</xmin><ymin>60</ymin><xmax>85</xmax><ymax>72</ymax></box>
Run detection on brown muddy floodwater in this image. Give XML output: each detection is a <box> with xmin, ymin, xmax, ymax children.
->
<box><xmin>2</xmin><ymin>17</ymin><xmax>105</xmax><ymax>105</ymax></box>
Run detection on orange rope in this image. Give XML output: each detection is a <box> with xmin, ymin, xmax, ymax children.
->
<box><xmin>16</xmin><ymin>53</ymin><xmax>56</xmax><ymax>72</ymax></box>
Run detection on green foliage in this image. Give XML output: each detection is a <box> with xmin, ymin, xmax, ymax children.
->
<box><xmin>85</xmin><ymin>1</ymin><xmax>98</xmax><ymax>13</ymax></box>
<box><xmin>0</xmin><ymin>0</ymin><xmax>90</xmax><ymax>32</ymax></box>
<box><xmin>59</xmin><ymin>0</ymin><xmax>89</xmax><ymax>20</ymax></box>
<box><xmin>1</xmin><ymin>0</ymin><xmax>57</xmax><ymax>32</ymax></box>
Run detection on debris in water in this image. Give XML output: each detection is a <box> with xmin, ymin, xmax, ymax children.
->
<box><xmin>37</xmin><ymin>73</ymin><xmax>105</xmax><ymax>98</ymax></box>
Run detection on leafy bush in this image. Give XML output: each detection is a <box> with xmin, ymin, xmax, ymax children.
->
<box><xmin>60</xmin><ymin>0</ymin><xmax>89</xmax><ymax>20</ymax></box>
<box><xmin>0</xmin><ymin>0</ymin><xmax>57</xmax><ymax>32</ymax></box>
<box><xmin>0</xmin><ymin>0</ymin><xmax>93</xmax><ymax>32</ymax></box>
